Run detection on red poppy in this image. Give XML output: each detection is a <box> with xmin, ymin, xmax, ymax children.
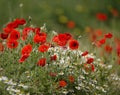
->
<box><xmin>91</xmin><ymin>64</ymin><xmax>95</xmax><ymax>72</ymax></box>
<box><xmin>49</xmin><ymin>72</ymin><xmax>57</xmax><ymax>77</ymax></box>
<box><xmin>33</xmin><ymin>34</ymin><xmax>46</xmax><ymax>44</ymax></box>
<box><xmin>104</xmin><ymin>33</ymin><xmax>113</xmax><ymax>39</ymax></box>
<box><xmin>65</xmin><ymin>33</ymin><xmax>72</xmax><ymax>40</ymax></box>
<box><xmin>58</xmin><ymin>33</ymin><xmax>67</xmax><ymax>41</ymax></box>
<box><xmin>22</xmin><ymin>27</ymin><xmax>34</xmax><ymax>40</ymax></box>
<box><xmin>7</xmin><ymin>21</ymin><xmax>18</xmax><ymax>29</ymax></box>
<box><xmin>50</xmin><ymin>55</ymin><xmax>57</xmax><ymax>61</ymax></box>
<box><xmin>116</xmin><ymin>43</ymin><xmax>120</xmax><ymax>57</ymax></box>
<box><xmin>19</xmin><ymin>54</ymin><xmax>30</xmax><ymax>63</ymax></box>
<box><xmin>0</xmin><ymin>33</ymin><xmax>8</xmax><ymax>39</ymax></box>
<box><xmin>84</xmin><ymin>63</ymin><xmax>95</xmax><ymax>72</ymax></box>
<box><xmin>34</xmin><ymin>27</ymin><xmax>41</xmax><ymax>35</ymax></box>
<box><xmin>95</xmin><ymin>29</ymin><xmax>103</xmax><ymax>37</ymax></box>
<box><xmin>82</xmin><ymin>51</ymin><xmax>89</xmax><ymax>56</ymax></box>
<box><xmin>99</xmin><ymin>38</ymin><xmax>106</xmax><ymax>45</ymax></box>
<box><xmin>21</xmin><ymin>44</ymin><xmax>32</xmax><ymax>55</ymax></box>
<box><xmin>111</xmin><ymin>9</ymin><xmax>119</xmax><ymax>17</ymax></box>
<box><xmin>59</xmin><ymin>80</ymin><xmax>67</xmax><ymax>87</ymax></box>
<box><xmin>37</xmin><ymin>58</ymin><xmax>46</xmax><ymax>67</ymax></box>
<box><xmin>3</xmin><ymin>27</ymin><xmax>13</xmax><ymax>34</ymax></box>
<box><xmin>104</xmin><ymin>45</ymin><xmax>112</xmax><ymax>53</ymax></box>
<box><xmin>7</xmin><ymin>39</ymin><xmax>18</xmax><ymax>49</ymax></box>
<box><xmin>67</xmin><ymin>21</ymin><xmax>75</xmax><ymax>29</ymax></box>
<box><xmin>69</xmin><ymin>39</ymin><xmax>79</xmax><ymax>50</ymax></box>
<box><xmin>96</xmin><ymin>13</ymin><xmax>107</xmax><ymax>21</ymax></box>
<box><xmin>14</xmin><ymin>18</ymin><xmax>26</xmax><ymax>25</ymax></box>
<box><xmin>0</xmin><ymin>43</ymin><xmax>4</xmax><ymax>51</ymax></box>
<box><xmin>68</xmin><ymin>76</ymin><xmax>74</xmax><ymax>83</ymax></box>
<box><xmin>9</xmin><ymin>29</ymin><xmax>20</xmax><ymax>40</ymax></box>
<box><xmin>38</xmin><ymin>44</ymin><xmax>49</xmax><ymax>53</ymax></box>
<box><xmin>87</xmin><ymin>58</ymin><xmax>94</xmax><ymax>64</ymax></box>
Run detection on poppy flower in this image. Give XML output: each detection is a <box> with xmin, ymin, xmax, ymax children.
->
<box><xmin>96</xmin><ymin>13</ymin><xmax>107</xmax><ymax>21</ymax></box>
<box><xmin>0</xmin><ymin>33</ymin><xmax>8</xmax><ymax>39</ymax></box>
<box><xmin>7</xmin><ymin>21</ymin><xmax>18</xmax><ymax>29</ymax></box>
<box><xmin>64</xmin><ymin>33</ymin><xmax>72</xmax><ymax>40</ymax></box>
<box><xmin>87</xmin><ymin>58</ymin><xmax>94</xmax><ymax>64</ymax></box>
<box><xmin>111</xmin><ymin>9</ymin><xmax>119</xmax><ymax>17</ymax></box>
<box><xmin>58</xmin><ymin>33</ymin><xmax>67</xmax><ymax>42</ymax></box>
<box><xmin>49</xmin><ymin>72</ymin><xmax>57</xmax><ymax>77</ymax></box>
<box><xmin>14</xmin><ymin>18</ymin><xmax>26</xmax><ymax>25</ymax></box>
<box><xmin>91</xmin><ymin>64</ymin><xmax>95</xmax><ymax>72</ymax></box>
<box><xmin>7</xmin><ymin>39</ymin><xmax>18</xmax><ymax>49</ymax></box>
<box><xmin>59</xmin><ymin>80</ymin><xmax>67</xmax><ymax>87</ymax></box>
<box><xmin>21</xmin><ymin>44</ymin><xmax>32</xmax><ymax>55</ymax></box>
<box><xmin>104</xmin><ymin>45</ymin><xmax>112</xmax><ymax>53</ymax></box>
<box><xmin>95</xmin><ymin>29</ymin><xmax>103</xmax><ymax>37</ymax></box>
<box><xmin>37</xmin><ymin>58</ymin><xmax>46</xmax><ymax>67</ymax></box>
<box><xmin>84</xmin><ymin>63</ymin><xmax>95</xmax><ymax>72</ymax></box>
<box><xmin>50</xmin><ymin>55</ymin><xmax>57</xmax><ymax>61</ymax></box>
<box><xmin>104</xmin><ymin>33</ymin><xmax>113</xmax><ymax>39</ymax></box>
<box><xmin>19</xmin><ymin>54</ymin><xmax>30</xmax><ymax>63</ymax></box>
<box><xmin>33</xmin><ymin>34</ymin><xmax>46</xmax><ymax>44</ymax></box>
<box><xmin>67</xmin><ymin>21</ymin><xmax>75</xmax><ymax>29</ymax></box>
<box><xmin>9</xmin><ymin>29</ymin><xmax>20</xmax><ymax>40</ymax></box>
<box><xmin>34</xmin><ymin>27</ymin><xmax>41</xmax><ymax>35</ymax></box>
<box><xmin>99</xmin><ymin>38</ymin><xmax>106</xmax><ymax>45</ymax></box>
<box><xmin>38</xmin><ymin>44</ymin><xmax>49</xmax><ymax>53</ymax></box>
<box><xmin>52</xmin><ymin>35</ymin><xmax>68</xmax><ymax>46</ymax></box>
<box><xmin>69</xmin><ymin>39</ymin><xmax>79</xmax><ymax>50</ymax></box>
<box><xmin>68</xmin><ymin>76</ymin><xmax>74</xmax><ymax>83</ymax></box>
<box><xmin>22</xmin><ymin>27</ymin><xmax>34</xmax><ymax>40</ymax></box>
<box><xmin>0</xmin><ymin>43</ymin><xmax>4</xmax><ymax>51</ymax></box>
<box><xmin>3</xmin><ymin>27</ymin><xmax>13</xmax><ymax>34</ymax></box>
<box><xmin>82</xmin><ymin>51</ymin><xmax>89</xmax><ymax>56</ymax></box>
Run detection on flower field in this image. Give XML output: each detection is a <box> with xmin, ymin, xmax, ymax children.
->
<box><xmin>1</xmin><ymin>0</ymin><xmax>120</xmax><ymax>95</ymax></box>
<box><xmin>0</xmin><ymin>18</ymin><xmax>120</xmax><ymax>95</ymax></box>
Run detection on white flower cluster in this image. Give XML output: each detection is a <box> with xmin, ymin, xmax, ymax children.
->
<box><xmin>0</xmin><ymin>76</ymin><xmax>29</xmax><ymax>95</ymax></box>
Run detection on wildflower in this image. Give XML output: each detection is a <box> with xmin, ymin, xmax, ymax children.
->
<box><xmin>58</xmin><ymin>33</ymin><xmax>67</xmax><ymax>42</ymax></box>
<box><xmin>104</xmin><ymin>45</ymin><xmax>112</xmax><ymax>53</ymax></box>
<box><xmin>21</xmin><ymin>44</ymin><xmax>32</xmax><ymax>55</ymax></box>
<box><xmin>37</xmin><ymin>58</ymin><xmax>46</xmax><ymax>67</ymax></box>
<box><xmin>104</xmin><ymin>33</ymin><xmax>113</xmax><ymax>39</ymax></box>
<box><xmin>96</xmin><ymin>13</ymin><xmax>107</xmax><ymax>21</ymax></box>
<box><xmin>69</xmin><ymin>39</ymin><xmax>79</xmax><ymax>50</ymax></box>
<box><xmin>3</xmin><ymin>27</ymin><xmax>13</xmax><ymax>34</ymax></box>
<box><xmin>14</xmin><ymin>18</ymin><xmax>26</xmax><ymax>25</ymax></box>
<box><xmin>91</xmin><ymin>64</ymin><xmax>95</xmax><ymax>72</ymax></box>
<box><xmin>68</xmin><ymin>76</ymin><xmax>74</xmax><ymax>83</ymax></box>
<box><xmin>99</xmin><ymin>38</ymin><xmax>106</xmax><ymax>45</ymax></box>
<box><xmin>95</xmin><ymin>29</ymin><xmax>103</xmax><ymax>37</ymax></box>
<box><xmin>82</xmin><ymin>51</ymin><xmax>89</xmax><ymax>56</ymax></box>
<box><xmin>87</xmin><ymin>58</ymin><xmax>94</xmax><ymax>64</ymax></box>
<box><xmin>49</xmin><ymin>72</ymin><xmax>57</xmax><ymax>77</ymax></box>
<box><xmin>59</xmin><ymin>80</ymin><xmax>67</xmax><ymax>87</ymax></box>
<box><xmin>19</xmin><ymin>54</ymin><xmax>30</xmax><ymax>63</ymax></box>
<box><xmin>110</xmin><ymin>9</ymin><xmax>119</xmax><ymax>17</ymax></box>
<box><xmin>7</xmin><ymin>39</ymin><xmax>18</xmax><ymax>49</ymax></box>
<box><xmin>34</xmin><ymin>27</ymin><xmax>41</xmax><ymax>35</ymax></box>
<box><xmin>0</xmin><ymin>43</ymin><xmax>4</xmax><ymax>51</ymax></box>
<box><xmin>22</xmin><ymin>27</ymin><xmax>34</xmax><ymax>40</ymax></box>
<box><xmin>0</xmin><ymin>33</ymin><xmax>8</xmax><ymax>39</ymax></box>
<box><xmin>67</xmin><ymin>21</ymin><xmax>75</xmax><ymax>29</ymax></box>
<box><xmin>64</xmin><ymin>33</ymin><xmax>72</xmax><ymax>40</ymax></box>
<box><xmin>9</xmin><ymin>29</ymin><xmax>20</xmax><ymax>40</ymax></box>
<box><xmin>38</xmin><ymin>44</ymin><xmax>49</xmax><ymax>53</ymax></box>
<box><xmin>50</xmin><ymin>55</ymin><xmax>57</xmax><ymax>61</ymax></box>
<box><xmin>33</xmin><ymin>34</ymin><xmax>46</xmax><ymax>44</ymax></box>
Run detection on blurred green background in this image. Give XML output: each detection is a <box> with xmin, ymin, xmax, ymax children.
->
<box><xmin>0</xmin><ymin>0</ymin><xmax>120</xmax><ymax>35</ymax></box>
